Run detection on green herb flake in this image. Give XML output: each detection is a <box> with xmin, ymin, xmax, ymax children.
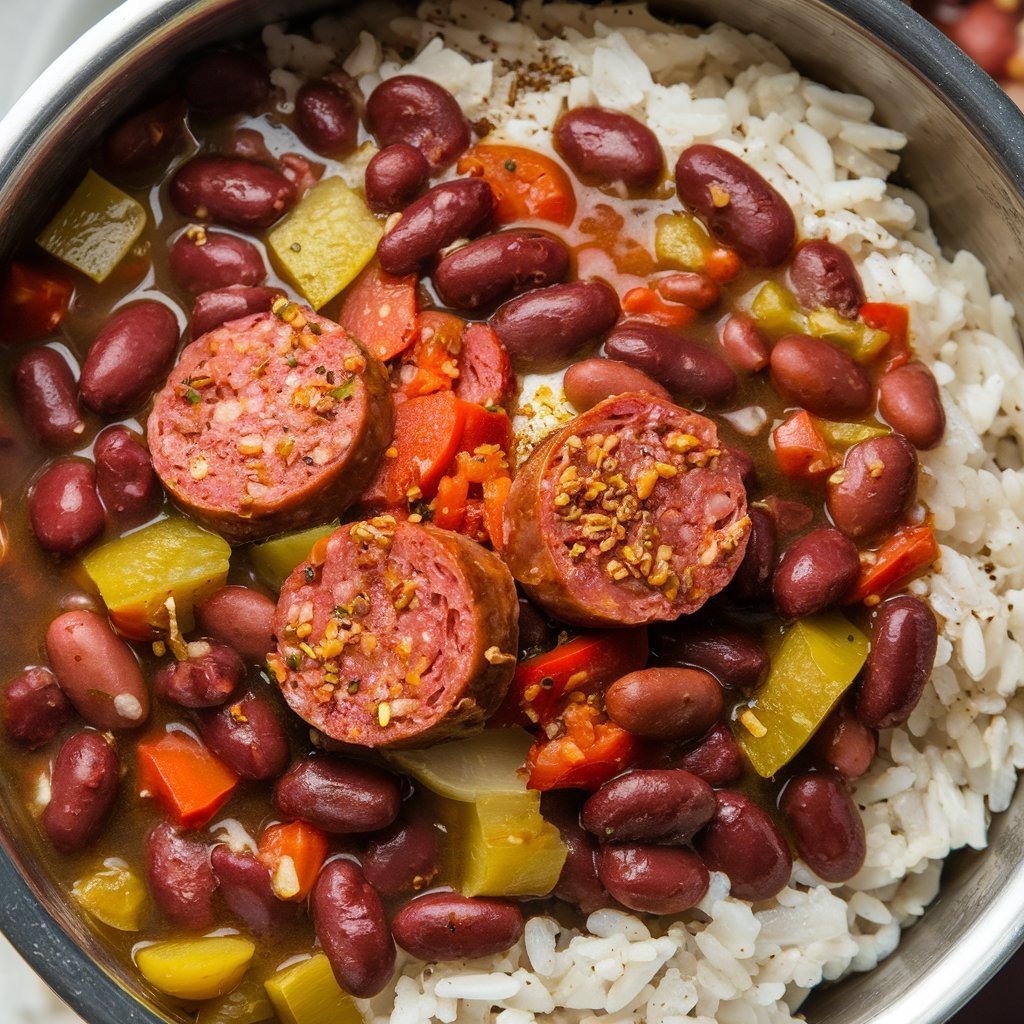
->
<box><xmin>347</xmin><ymin>679</ymin><xmax>361</xmax><ymax>695</ymax></box>
<box><xmin>286</xmin><ymin>353</ymin><xmax>298</xmax><ymax>367</ymax></box>
<box><xmin>504</xmin><ymin>159</ymin><xmax>517</xmax><ymax>172</ymax></box>
<box><xmin>330</xmin><ymin>377</ymin><xmax>356</xmax><ymax>401</ymax></box>
<box><xmin>286</xmin><ymin>653</ymin><xmax>302</xmax><ymax>670</ymax></box>
<box><xmin>184</xmin><ymin>387</ymin><xmax>201</xmax><ymax>405</ymax></box>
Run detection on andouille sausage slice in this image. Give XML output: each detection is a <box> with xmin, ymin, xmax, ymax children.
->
<box><xmin>502</xmin><ymin>393</ymin><xmax>751</xmax><ymax>627</ymax></box>
<box><xmin>147</xmin><ymin>306</ymin><xmax>393</xmax><ymax>543</ymax></box>
<box><xmin>271</xmin><ymin>517</ymin><xmax>519</xmax><ymax>748</ymax></box>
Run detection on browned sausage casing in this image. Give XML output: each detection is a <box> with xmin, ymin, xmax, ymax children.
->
<box><xmin>272</xmin><ymin>517</ymin><xmax>519</xmax><ymax>747</ymax></box>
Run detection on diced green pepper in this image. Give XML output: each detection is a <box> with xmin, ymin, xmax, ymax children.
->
<box><xmin>267</xmin><ymin>177</ymin><xmax>382</xmax><ymax>310</ymax></box>
<box><xmin>815</xmin><ymin>418</ymin><xmax>891</xmax><ymax>449</ymax></box>
<box><xmin>136</xmin><ymin>937</ymin><xmax>255</xmax><ymax>1002</ymax></box>
<box><xmin>197</xmin><ymin>980</ymin><xmax>274</xmax><ymax>1024</ymax></box>
<box><xmin>72</xmin><ymin>861</ymin><xmax>148</xmax><ymax>932</ymax></box>
<box><xmin>37</xmin><ymin>170</ymin><xmax>147</xmax><ymax>283</ymax></box>
<box><xmin>264</xmin><ymin>954</ymin><xmax>361</xmax><ymax>1024</ymax></box>
<box><xmin>736</xmin><ymin>613</ymin><xmax>869</xmax><ymax>778</ymax></box>
<box><xmin>749</xmin><ymin>281</ymin><xmax>808</xmax><ymax>334</ymax></box>
<box><xmin>250</xmin><ymin>522</ymin><xmax>338</xmax><ymax>591</ymax></box>
<box><xmin>654</xmin><ymin>212</ymin><xmax>714</xmax><ymax>271</ymax></box>
<box><xmin>807</xmin><ymin>308</ymin><xmax>890</xmax><ymax>361</ymax></box>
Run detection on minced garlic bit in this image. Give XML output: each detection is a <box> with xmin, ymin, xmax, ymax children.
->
<box><xmin>709</xmin><ymin>183</ymin><xmax>731</xmax><ymax>207</ymax></box>
<box><xmin>484</xmin><ymin>646</ymin><xmax>516</xmax><ymax>665</ymax></box>
<box><xmin>190</xmin><ymin>455</ymin><xmax>209</xmax><ymax>480</ymax></box>
<box><xmin>378</xmin><ymin>701</ymin><xmax>392</xmax><ymax>728</ymax></box>
<box><xmin>739</xmin><ymin>708</ymin><xmax>768</xmax><ymax>738</ymax></box>
<box><xmin>272</xmin><ymin>855</ymin><xmax>301</xmax><ymax>900</ymax></box>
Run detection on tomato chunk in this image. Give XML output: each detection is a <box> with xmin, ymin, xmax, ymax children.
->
<box><xmin>337</xmin><ymin>261</ymin><xmax>418</xmax><ymax>362</ymax></box>
<box><xmin>0</xmin><ymin>261</ymin><xmax>73</xmax><ymax>344</ymax></box>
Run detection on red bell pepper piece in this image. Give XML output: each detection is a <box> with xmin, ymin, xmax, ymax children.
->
<box><xmin>861</xmin><ymin>301</ymin><xmax>910</xmax><ymax>369</ymax></box>
<box><xmin>772</xmin><ymin>410</ymin><xmax>838</xmax><ymax>480</ymax></box>
<box><xmin>848</xmin><ymin>523</ymin><xmax>940</xmax><ymax>604</ymax></box>
<box><xmin>0</xmin><ymin>261</ymin><xmax>73</xmax><ymax>344</ymax></box>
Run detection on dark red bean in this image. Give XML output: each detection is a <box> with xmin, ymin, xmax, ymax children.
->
<box><xmin>827</xmin><ymin>434</ymin><xmax>918</xmax><ymax>541</ymax></box>
<box><xmin>541</xmin><ymin>791</ymin><xmax>615</xmax><ymax>914</ymax></box>
<box><xmin>675</xmin><ymin>723</ymin><xmax>744</xmax><ymax>786</ymax></box>
<box><xmin>563</xmin><ymin>357</ymin><xmax>671</xmax><ymax>412</ymax></box>
<box><xmin>391</xmin><ymin>892</ymin><xmax>524</xmax><ymax>962</ymax></box>
<box><xmin>598</xmin><ymin>844</ymin><xmax>709</xmax><ymax>914</ymax></box>
<box><xmin>656</xmin><ymin>621</ymin><xmax>769</xmax><ymax>691</ymax></box>
<box><xmin>366</xmin><ymin>75</ymin><xmax>471</xmax><ymax>171</ymax></box>
<box><xmin>274</xmin><ymin>757</ymin><xmax>401</xmax><ymax>833</ymax></box>
<box><xmin>93</xmin><ymin>426</ymin><xmax>162</xmax><ymax>526</ymax></box>
<box><xmin>211</xmin><ymin>845</ymin><xmax>295</xmax><ymax>938</ymax></box>
<box><xmin>2</xmin><ymin>667</ymin><xmax>73</xmax><ymax>749</ymax></box>
<box><xmin>80</xmin><ymin>301</ymin><xmax>180</xmax><ymax>416</ymax></box>
<box><xmin>154</xmin><ymin>641</ymin><xmax>245</xmax><ymax>708</ymax></box>
<box><xmin>195</xmin><ymin>586</ymin><xmax>276</xmax><ymax>665</ymax></box>
<box><xmin>769</xmin><ymin>334</ymin><xmax>872</xmax><ymax>418</ymax></box>
<box><xmin>809</xmin><ymin>703</ymin><xmax>877</xmax><ymax>781</ymax></box>
<box><xmin>491</xmin><ymin>281</ymin><xmax>620</xmax><ymax>371</ymax></box>
<box><xmin>168</xmin><ymin>230</ymin><xmax>266</xmax><ymax>294</ymax></box>
<box><xmin>554</xmin><ymin>107</ymin><xmax>663</xmax><ymax>192</ymax></box>
<box><xmin>313</xmin><ymin>859</ymin><xmax>394</xmax><ymax>998</ymax></box>
<box><xmin>857</xmin><ymin>595</ymin><xmax>937</xmax><ymax>729</ymax></box>
<box><xmin>604</xmin><ymin>320</ymin><xmax>736</xmax><ymax>405</ymax></box>
<box><xmin>45</xmin><ymin>610</ymin><xmax>149</xmax><ymax>730</ymax></box>
<box><xmin>102</xmin><ymin>97</ymin><xmax>186</xmax><ymax>175</ymax></box>
<box><xmin>189</xmin><ymin>285</ymin><xmax>285</xmax><ymax>338</ymax></box>
<box><xmin>364</xmin><ymin>144</ymin><xmax>431</xmax><ymax>213</ymax></box>
<box><xmin>676</xmin><ymin>144</ymin><xmax>795</xmax><ymax>266</ymax></box>
<box><xmin>184</xmin><ymin>51</ymin><xmax>271</xmax><ymax>116</ymax></box>
<box><xmin>949</xmin><ymin>1</ymin><xmax>1018</xmax><ymax>77</ymax></box>
<box><xmin>788</xmin><ymin>240</ymin><xmax>864</xmax><ymax>318</ymax></box>
<box><xmin>694</xmin><ymin>791</ymin><xmax>792</xmax><ymax>902</ymax></box>
<box><xmin>772</xmin><ymin>527</ymin><xmax>860</xmax><ymax>619</ymax></box>
<box><xmin>781</xmin><ymin>772</ymin><xmax>866</xmax><ymax>882</ymax></box>
<box><xmin>517</xmin><ymin>596</ymin><xmax>553</xmax><ymax>655</ymax></box>
<box><xmin>762</xmin><ymin>495</ymin><xmax>814</xmax><ymax>536</ymax></box>
<box><xmin>197</xmin><ymin>691</ymin><xmax>290</xmax><ymax>780</ymax></box>
<box><xmin>295</xmin><ymin>80</ymin><xmax>358</xmax><ymax>157</ymax></box>
<box><xmin>582</xmin><ymin>769</ymin><xmax>715</xmax><ymax>844</ymax></box>
<box><xmin>361</xmin><ymin>816</ymin><xmax>441</xmax><ymax>897</ymax></box>
<box><xmin>377</xmin><ymin>178</ymin><xmax>494</xmax><ymax>277</ymax></box>
<box><xmin>605</xmin><ymin>668</ymin><xmax>723</xmax><ymax>742</ymax></box>
<box><xmin>170</xmin><ymin>157</ymin><xmax>296</xmax><ymax>230</ymax></box>
<box><xmin>726</xmin><ymin>507</ymin><xmax>777</xmax><ymax>606</ymax></box>
<box><xmin>434</xmin><ymin>231</ymin><xmax>570</xmax><ymax>311</ymax></box>
<box><xmin>725</xmin><ymin>446</ymin><xmax>758</xmax><ymax>493</ymax></box>
<box><xmin>720</xmin><ymin>315</ymin><xmax>770</xmax><ymax>373</ymax></box>
<box><xmin>655</xmin><ymin>272</ymin><xmax>720</xmax><ymax>311</ymax></box>
<box><xmin>29</xmin><ymin>460</ymin><xmax>104</xmax><ymax>557</ymax></box>
<box><xmin>42</xmin><ymin>731</ymin><xmax>119</xmax><ymax>854</ymax></box>
<box><xmin>878</xmin><ymin>362</ymin><xmax>946</xmax><ymax>450</ymax></box>
<box><xmin>146</xmin><ymin>823</ymin><xmax>216</xmax><ymax>930</ymax></box>
<box><xmin>14</xmin><ymin>348</ymin><xmax>85</xmax><ymax>450</ymax></box>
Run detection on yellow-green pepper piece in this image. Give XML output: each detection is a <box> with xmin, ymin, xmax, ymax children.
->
<box><xmin>136</xmin><ymin>936</ymin><xmax>255</xmax><ymax>1002</ymax></box>
<box><xmin>80</xmin><ymin>517</ymin><xmax>231</xmax><ymax>638</ymax></box>
<box><xmin>250</xmin><ymin>522</ymin><xmax>338</xmax><ymax>591</ymax></box>
<box><xmin>815</xmin><ymin>418</ymin><xmax>891</xmax><ymax>449</ymax></box>
<box><xmin>654</xmin><ymin>211</ymin><xmax>714</xmax><ymax>271</ymax></box>
<box><xmin>268</xmin><ymin>177</ymin><xmax>382</xmax><ymax>310</ymax></box>
<box><xmin>749</xmin><ymin>281</ymin><xmax>808</xmax><ymax>334</ymax></box>
<box><xmin>72</xmin><ymin>861</ymin><xmax>148</xmax><ymax>932</ymax></box>
<box><xmin>196</xmin><ymin>980</ymin><xmax>274</xmax><ymax>1024</ymax></box>
<box><xmin>264</xmin><ymin>954</ymin><xmax>361</xmax><ymax>1024</ymax></box>
<box><xmin>736</xmin><ymin>613</ymin><xmax>869</xmax><ymax>778</ymax></box>
<box><xmin>37</xmin><ymin>170</ymin><xmax>147</xmax><ymax>283</ymax></box>
<box><xmin>806</xmin><ymin>308</ymin><xmax>889</xmax><ymax>361</ymax></box>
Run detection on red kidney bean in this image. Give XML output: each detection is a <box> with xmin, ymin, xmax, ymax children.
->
<box><xmin>2</xmin><ymin>667</ymin><xmax>73</xmax><ymax>749</ymax></box>
<box><xmin>364</xmin><ymin>143</ymin><xmax>431</xmax><ymax>213</ymax></box>
<box><xmin>168</xmin><ymin>230</ymin><xmax>266</xmax><ymax>294</ymax></box>
<box><xmin>29</xmin><ymin>460</ymin><xmax>105</xmax><ymax>556</ymax></box>
<box><xmin>377</xmin><ymin>178</ymin><xmax>494</xmax><ymax>276</ymax></box>
<box><xmin>189</xmin><ymin>285</ymin><xmax>285</xmax><ymax>338</ymax></box>
<box><xmin>676</xmin><ymin>144</ymin><xmax>795</xmax><ymax>266</ymax></box>
<box><xmin>361</xmin><ymin>815</ymin><xmax>441</xmax><ymax>897</ymax></box>
<box><xmin>877</xmin><ymin>362</ymin><xmax>945</xmax><ymax>450</ymax></box>
<box><xmin>781</xmin><ymin>772</ymin><xmax>866</xmax><ymax>882</ymax></box>
<box><xmin>80</xmin><ymin>301</ymin><xmax>180</xmax><ymax>416</ymax></box>
<box><xmin>491</xmin><ymin>281</ymin><xmax>620</xmax><ymax>371</ymax></box>
<box><xmin>726</xmin><ymin>507</ymin><xmax>777</xmax><ymax>606</ymax></box>
<box><xmin>788</xmin><ymin>240</ymin><xmax>865</xmax><ymax>318</ymax></box>
<box><xmin>582</xmin><ymin>769</ymin><xmax>715</xmax><ymax>844</ymax></box>
<box><xmin>295</xmin><ymin>80</ymin><xmax>359</xmax><ymax>157</ymax></box>
<box><xmin>14</xmin><ymin>348</ymin><xmax>85</xmax><ymax>450</ymax></box>
<box><xmin>184</xmin><ymin>51</ymin><xmax>271</xmax><ymax>115</ymax></box>
<box><xmin>366</xmin><ymin>75</ymin><xmax>471</xmax><ymax>171</ymax></box>
<box><xmin>154</xmin><ymin>641</ymin><xmax>244</xmax><ymax>708</ymax></box>
<box><xmin>772</xmin><ymin>527</ymin><xmax>860</xmax><ymax>619</ymax></box>
<box><xmin>274</xmin><ymin>757</ymin><xmax>401</xmax><ymax>833</ymax></box>
<box><xmin>769</xmin><ymin>334</ymin><xmax>872</xmax><ymax>418</ymax></box>
<box><xmin>391</xmin><ymin>892</ymin><xmax>524</xmax><ymax>961</ymax></box>
<box><xmin>605</xmin><ymin>668</ymin><xmax>723</xmax><ymax>742</ymax></box>
<box><xmin>762</xmin><ymin>495</ymin><xmax>814</xmax><ymax>536</ymax></box>
<box><xmin>720</xmin><ymin>315</ymin><xmax>770</xmax><ymax>373</ymax></box>
<box><xmin>197</xmin><ymin>690</ymin><xmax>290</xmax><ymax>780</ymax></box>
<box><xmin>554</xmin><ymin>107</ymin><xmax>663</xmax><ymax>192</ymax></box>
<box><xmin>598</xmin><ymin>844</ymin><xmax>709</xmax><ymax>914</ymax></box>
<box><xmin>694</xmin><ymin>791</ymin><xmax>792</xmax><ymax>901</ymax></box>
<box><xmin>656</xmin><ymin>620</ymin><xmax>769</xmax><ymax>691</ymax></box>
<box><xmin>541</xmin><ymin>791</ymin><xmax>615</xmax><ymax>914</ymax></box>
<box><xmin>313</xmin><ymin>859</ymin><xmax>395</xmax><ymax>998</ymax></box>
<box><xmin>857</xmin><ymin>595</ymin><xmax>937</xmax><ymax>729</ymax></box>
<box><xmin>211</xmin><ymin>845</ymin><xmax>295</xmax><ymax>938</ymax></box>
<box><xmin>43</xmin><ymin>731</ymin><xmax>119</xmax><ymax>854</ymax></box>
<box><xmin>949</xmin><ymin>1</ymin><xmax>1018</xmax><ymax>77</ymax></box>
<box><xmin>45</xmin><ymin>610</ymin><xmax>149</xmax><ymax>730</ymax></box>
<box><xmin>809</xmin><ymin>703</ymin><xmax>877</xmax><ymax>781</ymax></box>
<box><xmin>517</xmin><ymin>596</ymin><xmax>553</xmax><ymax>655</ymax></box>
<box><xmin>170</xmin><ymin>157</ymin><xmax>296</xmax><ymax>230</ymax></box>
<box><xmin>675</xmin><ymin>723</ymin><xmax>744</xmax><ymax>786</ymax></box>
<box><xmin>604</xmin><ymin>320</ymin><xmax>736</xmax><ymax>404</ymax></box>
<box><xmin>725</xmin><ymin>446</ymin><xmax>758</xmax><ymax>493</ymax></box>
<box><xmin>93</xmin><ymin>426</ymin><xmax>162</xmax><ymax>526</ymax></box>
<box><xmin>827</xmin><ymin>434</ymin><xmax>918</xmax><ymax>541</ymax></box>
<box><xmin>195</xmin><ymin>586</ymin><xmax>277</xmax><ymax>665</ymax></box>
<box><xmin>102</xmin><ymin>97</ymin><xmax>186</xmax><ymax>175</ymax></box>
<box><xmin>563</xmin><ymin>357</ymin><xmax>671</xmax><ymax>412</ymax></box>
<box><xmin>146</xmin><ymin>823</ymin><xmax>216</xmax><ymax>931</ymax></box>
<box><xmin>434</xmin><ymin>231</ymin><xmax>570</xmax><ymax>310</ymax></box>
<box><xmin>655</xmin><ymin>272</ymin><xmax>720</xmax><ymax>311</ymax></box>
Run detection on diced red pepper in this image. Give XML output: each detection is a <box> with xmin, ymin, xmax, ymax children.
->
<box><xmin>0</xmin><ymin>261</ymin><xmax>73</xmax><ymax>344</ymax></box>
<box><xmin>433</xmin><ymin>471</ymin><xmax>470</xmax><ymax>531</ymax></box>
<box><xmin>703</xmin><ymin>247</ymin><xmax>742</xmax><ymax>284</ymax></box>
<box><xmin>621</xmin><ymin>286</ymin><xmax>697</xmax><ymax>328</ymax></box>
<box><xmin>482</xmin><ymin>474</ymin><xmax>512</xmax><ymax>550</ymax></box>
<box><xmin>861</xmin><ymin>301</ymin><xmax>910</xmax><ymax>369</ymax></box>
<box><xmin>848</xmin><ymin>523</ymin><xmax>940</xmax><ymax>604</ymax></box>
<box><xmin>398</xmin><ymin>312</ymin><xmax>464</xmax><ymax>399</ymax></box>
<box><xmin>772</xmin><ymin>410</ymin><xmax>838</xmax><ymax>480</ymax></box>
<box><xmin>337</xmin><ymin>261</ymin><xmax>418</xmax><ymax>362</ymax></box>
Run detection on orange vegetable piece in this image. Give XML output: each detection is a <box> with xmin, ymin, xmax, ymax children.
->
<box><xmin>482</xmin><ymin>474</ymin><xmax>512</xmax><ymax>551</ymax></box>
<box><xmin>703</xmin><ymin>247</ymin><xmax>742</xmax><ymax>284</ymax></box>
<box><xmin>459</xmin><ymin>404</ymin><xmax>514</xmax><ymax>460</ymax></box>
<box><xmin>0</xmin><ymin>260</ymin><xmax>73</xmax><ymax>344</ymax></box>
<box><xmin>336</xmin><ymin>261</ymin><xmax>418</xmax><ymax>362</ymax></box>
<box><xmin>457</xmin><ymin>145</ymin><xmax>576</xmax><ymax>226</ymax></box>
<box><xmin>621</xmin><ymin>286</ymin><xmax>697</xmax><ymax>328</ymax></box>
<box><xmin>848</xmin><ymin>524</ymin><xmax>940</xmax><ymax>605</ymax></box>
<box><xmin>772</xmin><ymin>410</ymin><xmax>838</xmax><ymax>480</ymax></box>
<box><xmin>399</xmin><ymin>312</ymin><xmax>464</xmax><ymax>399</ymax></box>
<box><xmin>861</xmin><ymin>302</ymin><xmax>910</xmax><ymax>370</ymax></box>
<box><xmin>433</xmin><ymin>471</ymin><xmax>470</xmax><ymax>531</ymax></box>
<box><xmin>258</xmin><ymin>820</ymin><xmax>329</xmax><ymax>902</ymax></box>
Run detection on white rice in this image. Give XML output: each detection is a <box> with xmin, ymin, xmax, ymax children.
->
<box><xmin>265</xmin><ymin>2</ymin><xmax>1024</xmax><ymax>1020</ymax></box>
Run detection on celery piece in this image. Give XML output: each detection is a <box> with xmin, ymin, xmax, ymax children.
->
<box><xmin>37</xmin><ymin>170</ymin><xmax>147</xmax><ymax>283</ymax></box>
<box><xmin>816</xmin><ymin>418</ymin><xmax>891</xmax><ymax>449</ymax></box>
<box><xmin>250</xmin><ymin>522</ymin><xmax>339</xmax><ymax>591</ymax></box>
<box><xmin>196</xmin><ymin>980</ymin><xmax>274</xmax><ymax>1024</ymax></box>
<box><xmin>264</xmin><ymin>954</ymin><xmax>361</xmax><ymax>1024</ymax></box>
<box><xmin>136</xmin><ymin>937</ymin><xmax>255</xmax><ymax>1002</ymax></box>
<box><xmin>267</xmin><ymin>177</ymin><xmax>382</xmax><ymax>310</ymax></box>
<box><xmin>72</xmin><ymin>861</ymin><xmax>148</xmax><ymax>932</ymax></box>
<box><xmin>749</xmin><ymin>281</ymin><xmax>808</xmax><ymax>334</ymax></box>
<box><xmin>807</xmin><ymin>307</ymin><xmax>889</xmax><ymax>361</ymax></box>
<box><xmin>737</xmin><ymin>613</ymin><xmax>869</xmax><ymax>778</ymax></box>
<box><xmin>654</xmin><ymin>211</ymin><xmax>713</xmax><ymax>271</ymax></box>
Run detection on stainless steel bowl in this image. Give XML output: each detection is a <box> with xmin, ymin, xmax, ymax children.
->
<box><xmin>1</xmin><ymin>1</ymin><xmax>1022</xmax><ymax>1022</ymax></box>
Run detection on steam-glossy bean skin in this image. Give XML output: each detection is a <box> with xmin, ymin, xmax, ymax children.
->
<box><xmin>605</xmin><ymin>668</ymin><xmax>723</xmax><ymax>742</ymax></box>
<box><xmin>42</xmin><ymin>731</ymin><xmax>119</xmax><ymax>854</ymax></box>
<box><xmin>14</xmin><ymin>348</ymin><xmax>85</xmax><ymax>450</ymax></box>
<box><xmin>189</xmin><ymin>285</ymin><xmax>285</xmax><ymax>338</ymax></box>
<box><xmin>720</xmin><ymin>315</ymin><xmax>770</xmax><ymax>373</ymax></box>
<box><xmin>29</xmin><ymin>461</ymin><xmax>105</xmax><ymax>556</ymax></box>
<box><xmin>541</xmin><ymin>791</ymin><xmax>615</xmax><ymax>914</ymax></box>
<box><xmin>772</xmin><ymin>527</ymin><xmax>861</xmax><ymax>619</ymax></box>
<box><xmin>195</xmin><ymin>586</ymin><xmax>276</xmax><ymax>665</ymax></box>
<box><xmin>809</xmin><ymin>704</ymin><xmax>877</xmax><ymax>781</ymax></box>
<box><xmin>675</xmin><ymin>723</ymin><xmax>744</xmax><ymax>786</ymax></box>
<box><xmin>146</xmin><ymin>823</ymin><xmax>217</xmax><ymax>931</ymax></box>
<box><xmin>93</xmin><ymin>426</ymin><xmax>162</xmax><ymax>526</ymax></box>
<box><xmin>168</xmin><ymin>230</ymin><xmax>266</xmax><ymax>294</ymax></box>
<box><xmin>554</xmin><ymin>107</ymin><xmax>663</xmax><ymax>191</ymax></box>
<box><xmin>153</xmin><ymin>641</ymin><xmax>244</xmax><ymax>708</ymax></box>
<box><xmin>184</xmin><ymin>51</ymin><xmax>271</xmax><ymax>116</ymax></box>
<box><xmin>364</xmin><ymin>143</ymin><xmax>430</xmax><ymax>213</ymax></box>
<box><xmin>769</xmin><ymin>334</ymin><xmax>872</xmax><ymax>418</ymax></box>
<box><xmin>102</xmin><ymin>98</ymin><xmax>186</xmax><ymax>175</ymax></box>
<box><xmin>170</xmin><ymin>157</ymin><xmax>296</xmax><ymax>230</ymax></box>
<box><xmin>781</xmin><ymin>772</ymin><xmax>866</xmax><ymax>882</ymax></box>
<box><xmin>877</xmin><ymin>362</ymin><xmax>946</xmax><ymax>450</ymax></box>
<box><xmin>655</xmin><ymin>272</ymin><xmax>719</xmax><ymax>310</ymax></box>
<box><xmin>726</xmin><ymin>507</ymin><xmax>777</xmax><ymax>606</ymax></box>
<box><xmin>295</xmin><ymin>80</ymin><xmax>359</xmax><ymax>157</ymax></box>
<box><xmin>788</xmin><ymin>240</ymin><xmax>864</xmax><ymax>318</ymax></box>
<box><xmin>598</xmin><ymin>844</ymin><xmax>709</xmax><ymax>914</ymax></box>
<box><xmin>2</xmin><ymin>667</ymin><xmax>73</xmax><ymax>749</ymax></box>
<box><xmin>197</xmin><ymin>691</ymin><xmax>290</xmax><ymax>780</ymax></box>
<box><xmin>211</xmin><ymin>845</ymin><xmax>295</xmax><ymax>938</ymax></box>
<box><xmin>361</xmin><ymin>816</ymin><xmax>441</xmax><ymax>897</ymax></box>
<box><xmin>563</xmin><ymin>357</ymin><xmax>671</xmax><ymax>412</ymax></box>
<box><xmin>655</xmin><ymin>621</ymin><xmax>768</xmax><ymax>692</ymax></box>
<box><xmin>391</xmin><ymin>892</ymin><xmax>524</xmax><ymax>962</ymax></box>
